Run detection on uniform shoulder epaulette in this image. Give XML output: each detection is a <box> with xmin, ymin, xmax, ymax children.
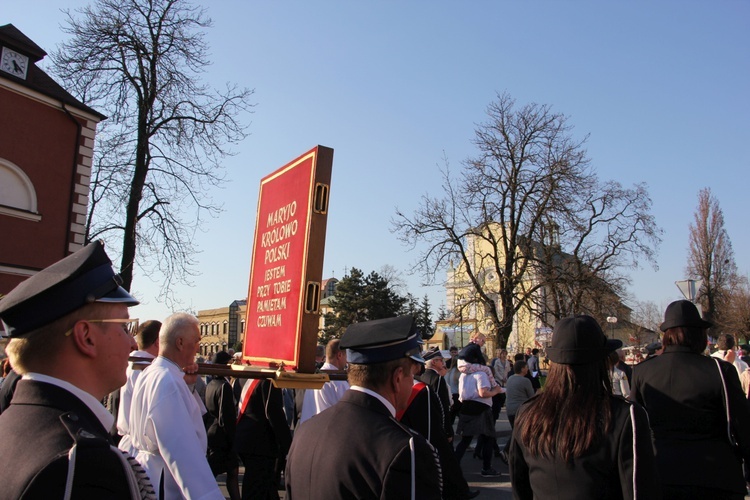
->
<box><xmin>59</xmin><ymin>412</ymin><xmax>110</xmax><ymax>449</ymax></box>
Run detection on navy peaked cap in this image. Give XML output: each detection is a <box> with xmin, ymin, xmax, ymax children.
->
<box><xmin>0</xmin><ymin>241</ymin><xmax>138</xmax><ymax>337</ymax></box>
<box><xmin>422</xmin><ymin>346</ymin><xmax>446</xmax><ymax>361</ymax></box>
<box><xmin>340</xmin><ymin>315</ymin><xmax>425</xmax><ymax>365</ymax></box>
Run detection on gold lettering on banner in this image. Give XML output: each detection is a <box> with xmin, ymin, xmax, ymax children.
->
<box><xmin>264</xmin><ymin>242</ymin><xmax>290</xmax><ymax>264</ymax></box>
<box><xmin>265</xmin><ymin>265</ymin><xmax>286</xmax><ymax>281</ymax></box>
<box><xmin>256</xmin><ymin>200</ymin><xmax>302</xmax><ymax>328</ymax></box>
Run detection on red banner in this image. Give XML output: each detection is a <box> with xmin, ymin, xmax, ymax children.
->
<box><xmin>242</xmin><ymin>146</ymin><xmax>333</xmax><ymax>372</ymax></box>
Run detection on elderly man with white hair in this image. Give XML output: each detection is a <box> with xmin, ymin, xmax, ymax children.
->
<box><xmin>128</xmin><ymin>313</ymin><xmax>224</xmax><ymax>499</ymax></box>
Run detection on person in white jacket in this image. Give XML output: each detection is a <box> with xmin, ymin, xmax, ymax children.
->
<box><xmin>711</xmin><ymin>333</ymin><xmax>749</xmax><ymax>378</ymax></box>
<box><xmin>129</xmin><ymin>313</ymin><xmax>223</xmax><ymax>500</ymax></box>
<box><xmin>299</xmin><ymin>339</ymin><xmax>349</xmax><ymax>424</ymax></box>
<box><xmin>116</xmin><ymin>319</ymin><xmax>160</xmax><ymax>456</ymax></box>
<box><xmin>608</xmin><ymin>350</ymin><xmax>630</xmax><ymax>398</ymax></box>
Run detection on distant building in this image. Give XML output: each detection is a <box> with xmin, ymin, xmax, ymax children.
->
<box><xmin>444</xmin><ymin>222</ymin><xmax>645</xmax><ymax>355</ymax></box>
<box><xmin>197</xmin><ymin>299</ymin><xmax>246</xmax><ymax>357</ymax></box>
<box><xmin>0</xmin><ymin>24</ymin><xmax>105</xmax><ymax>319</ymax></box>
<box><xmin>318</xmin><ymin>277</ymin><xmax>338</xmax><ymax>332</ymax></box>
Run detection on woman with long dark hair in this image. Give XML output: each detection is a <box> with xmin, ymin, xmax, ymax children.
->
<box><xmin>509</xmin><ymin>315</ymin><xmax>660</xmax><ymax>499</ymax></box>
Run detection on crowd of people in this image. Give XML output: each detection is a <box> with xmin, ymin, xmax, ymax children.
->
<box><xmin>1</xmin><ymin>241</ymin><xmax>749</xmax><ymax>499</ymax></box>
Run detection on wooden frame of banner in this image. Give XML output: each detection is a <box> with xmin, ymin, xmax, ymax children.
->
<box><xmin>241</xmin><ymin>146</ymin><xmax>333</xmax><ymax>373</ymax></box>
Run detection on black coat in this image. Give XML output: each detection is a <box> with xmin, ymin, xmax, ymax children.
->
<box><xmin>234</xmin><ymin>378</ymin><xmax>291</xmax><ymax>459</ymax></box>
<box><xmin>399</xmin><ymin>384</ymin><xmax>471</xmax><ymax>500</ymax></box>
<box><xmin>0</xmin><ymin>380</ymin><xmax>146</xmax><ymax>499</ymax></box>
<box><xmin>509</xmin><ymin>394</ymin><xmax>660</xmax><ymax>499</ymax></box>
<box><xmin>416</xmin><ymin>368</ymin><xmax>453</xmax><ymax>439</ymax></box>
<box><xmin>285</xmin><ymin>389</ymin><xmax>442</xmax><ymax>500</ymax></box>
<box><xmin>0</xmin><ymin>369</ymin><xmax>21</xmax><ymax>414</ymax></box>
<box><xmin>205</xmin><ymin>376</ymin><xmax>237</xmax><ymax>454</ymax></box>
<box><xmin>631</xmin><ymin>346</ymin><xmax>750</xmax><ymax>494</ymax></box>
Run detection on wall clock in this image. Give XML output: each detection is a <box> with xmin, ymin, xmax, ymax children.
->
<box><xmin>1</xmin><ymin>47</ymin><xmax>29</xmax><ymax>79</ymax></box>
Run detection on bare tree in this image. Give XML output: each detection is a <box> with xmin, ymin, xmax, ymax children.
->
<box><xmin>393</xmin><ymin>92</ymin><xmax>661</xmax><ymax>347</ymax></box>
<box><xmin>720</xmin><ymin>275</ymin><xmax>750</xmax><ymax>343</ymax></box>
<box><xmin>52</xmin><ymin>0</ymin><xmax>254</xmax><ymax>304</ymax></box>
<box><xmin>532</xmin><ymin>180</ymin><xmax>661</xmax><ymax>325</ymax></box>
<box><xmin>628</xmin><ymin>300</ymin><xmax>662</xmax><ymax>346</ymax></box>
<box><xmin>686</xmin><ymin>187</ymin><xmax>737</xmax><ymax>327</ymax></box>
<box><xmin>378</xmin><ymin>264</ymin><xmax>408</xmax><ymax>295</ymax></box>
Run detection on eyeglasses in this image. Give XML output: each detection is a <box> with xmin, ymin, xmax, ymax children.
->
<box><xmin>64</xmin><ymin>318</ymin><xmax>140</xmax><ymax>337</ymax></box>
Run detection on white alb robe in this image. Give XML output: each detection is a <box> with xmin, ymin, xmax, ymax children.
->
<box><xmin>129</xmin><ymin>356</ymin><xmax>223</xmax><ymax>500</ymax></box>
<box><xmin>117</xmin><ymin>349</ymin><xmax>155</xmax><ymax>456</ymax></box>
<box><xmin>299</xmin><ymin>362</ymin><xmax>350</xmax><ymax>424</ymax></box>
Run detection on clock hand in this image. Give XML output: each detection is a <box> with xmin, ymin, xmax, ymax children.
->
<box><xmin>12</xmin><ymin>60</ymin><xmax>22</xmax><ymax>73</ymax></box>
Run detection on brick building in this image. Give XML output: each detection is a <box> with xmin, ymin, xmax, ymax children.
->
<box><xmin>0</xmin><ymin>24</ymin><xmax>105</xmax><ymax>298</ymax></box>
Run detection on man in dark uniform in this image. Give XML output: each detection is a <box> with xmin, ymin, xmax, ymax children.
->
<box><xmin>285</xmin><ymin>315</ymin><xmax>442</xmax><ymax>499</ymax></box>
<box><xmin>0</xmin><ymin>367</ymin><xmax>21</xmax><ymax>413</ymax></box>
<box><xmin>235</xmin><ymin>374</ymin><xmax>292</xmax><ymax>500</ymax></box>
<box><xmin>631</xmin><ymin>300</ymin><xmax>750</xmax><ymax>499</ymax></box>
<box><xmin>403</xmin><ymin>351</ymin><xmax>478</xmax><ymax>499</ymax></box>
<box><xmin>416</xmin><ymin>347</ymin><xmax>453</xmax><ymax>441</ymax></box>
<box><xmin>0</xmin><ymin>241</ymin><xmax>154</xmax><ymax>498</ymax></box>
<box><xmin>206</xmin><ymin>350</ymin><xmax>241</xmax><ymax>500</ymax></box>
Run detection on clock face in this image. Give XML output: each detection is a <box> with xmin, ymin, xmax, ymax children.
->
<box><xmin>1</xmin><ymin>47</ymin><xmax>29</xmax><ymax>79</ymax></box>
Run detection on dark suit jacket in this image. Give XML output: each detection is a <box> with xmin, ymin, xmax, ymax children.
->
<box><xmin>234</xmin><ymin>378</ymin><xmax>291</xmax><ymax>459</ymax></box>
<box><xmin>206</xmin><ymin>376</ymin><xmax>237</xmax><ymax>453</ymax></box>
<box><xmin>399</xmin><ymin>385</ymin><xmax>470</xmax><ymax>500</ymax></box>
<box><xmin>0</xmin><ymin>380</ymin><xmax>140</xmax><ymax>499</ymax></box>
<box><xmin>416</xmin><ymin>368</ymin><xmax>453</xmax><ymax>439</ymax></box>
<box><xmin>0</xmin><ymin>369</ymin><xmax>21</xmax><ymax>414</ymax></box>
<box><xmin>286</xmin><ymin>389</ymin><xmax>442</xmax><ymax>500</ymax></box>
<box><xmin>631</xmin><ymin>346</ymin><xmax>750</xmax><ymax>494</ymax></box>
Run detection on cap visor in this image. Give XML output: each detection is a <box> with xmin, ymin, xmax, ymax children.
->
<box><xmin>409</xmin><ymin>353</ymin><xmax>426</xmax><ymax>364</ymax></box>
<box><xmin>96</xmin><ymin>286</ymin><xmax>139</xmax><ymax>306</ymax></box>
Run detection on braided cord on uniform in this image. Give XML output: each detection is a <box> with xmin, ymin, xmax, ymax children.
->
<box><xmin>110</xmin><ymin>445</ymin><xmax>157</xmax><ymax>500</ymax></box>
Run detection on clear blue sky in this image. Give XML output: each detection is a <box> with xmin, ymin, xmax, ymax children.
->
<box><xmin>5</xmin><ymin>1</ymin><xmax>749</xmax><ymax>323</ymax></box>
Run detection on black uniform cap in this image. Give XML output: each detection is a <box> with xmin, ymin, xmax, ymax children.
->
<box><xmin>422</xmin><ymin>346</ymin><xmax>448</xmax><ymax>362</ymax></box>
<box><xmin>645</xmin><ymin>342</ymin><xmax>662</xmax><ymax>355</ymax></box>
<box><xmin>0</xmin><ymin>241</ymin><xmax>138</xmax><ymax>337</ymax></box>
<box><xmin>340</xmin><ymin>315</ymin><xmax>425</xmax><ymax>365</ymax></box>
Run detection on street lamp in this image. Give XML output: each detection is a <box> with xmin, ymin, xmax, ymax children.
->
<box><xmin>606</xmin><ymin>316</ymin><xmax>617</xmax><ymax>338</ymax></box>
<box><xmin>454</xmin><ymin>294</ymin><xmax>465</xmax><ymax>348</ymax></box>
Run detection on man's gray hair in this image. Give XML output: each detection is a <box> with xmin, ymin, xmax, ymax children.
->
<box><xmin>160</xmin><ymin>312</ymin><xmax>199</xmax><ymax>350</ymax></box>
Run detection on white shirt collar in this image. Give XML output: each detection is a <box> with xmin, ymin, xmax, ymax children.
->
<box><xmin>156</xmin><ymin>355</ymin><xmax>184</xmax><ymax>373</ymax></box>
<box><xmin>130</xmin><ymin>350</ymin><xmax>156</xmax><ymax>360</ymax></box>
<box><xmin>23</xmin><ymin>372</ymin><xmax>114</xmax><ymax>431</ymax></box>
<box><xmin>350</xmin><ymin>385</ymin><xmax>396</xmax><ymax>417</ymax></box>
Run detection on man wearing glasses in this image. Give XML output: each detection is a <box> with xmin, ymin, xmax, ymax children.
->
<box><xmin>0</xmin><ymin>241</ymin><xmax>154</xmax><ymax>498</ymax></box>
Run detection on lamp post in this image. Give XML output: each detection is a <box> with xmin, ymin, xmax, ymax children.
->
<box><xmin>459</xmin><ymin>303</ymin><xmax>464</xmax><ymax>348</ymax></box>
<box><xmin>454</xmin><ymin>294</ymin><xmax>465</xmax><ymax>348</ymax></box>
<box><xmin>606</xmin><ymin>316</ymin><xmax>617</xmax><ymax>339</ymax></box>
